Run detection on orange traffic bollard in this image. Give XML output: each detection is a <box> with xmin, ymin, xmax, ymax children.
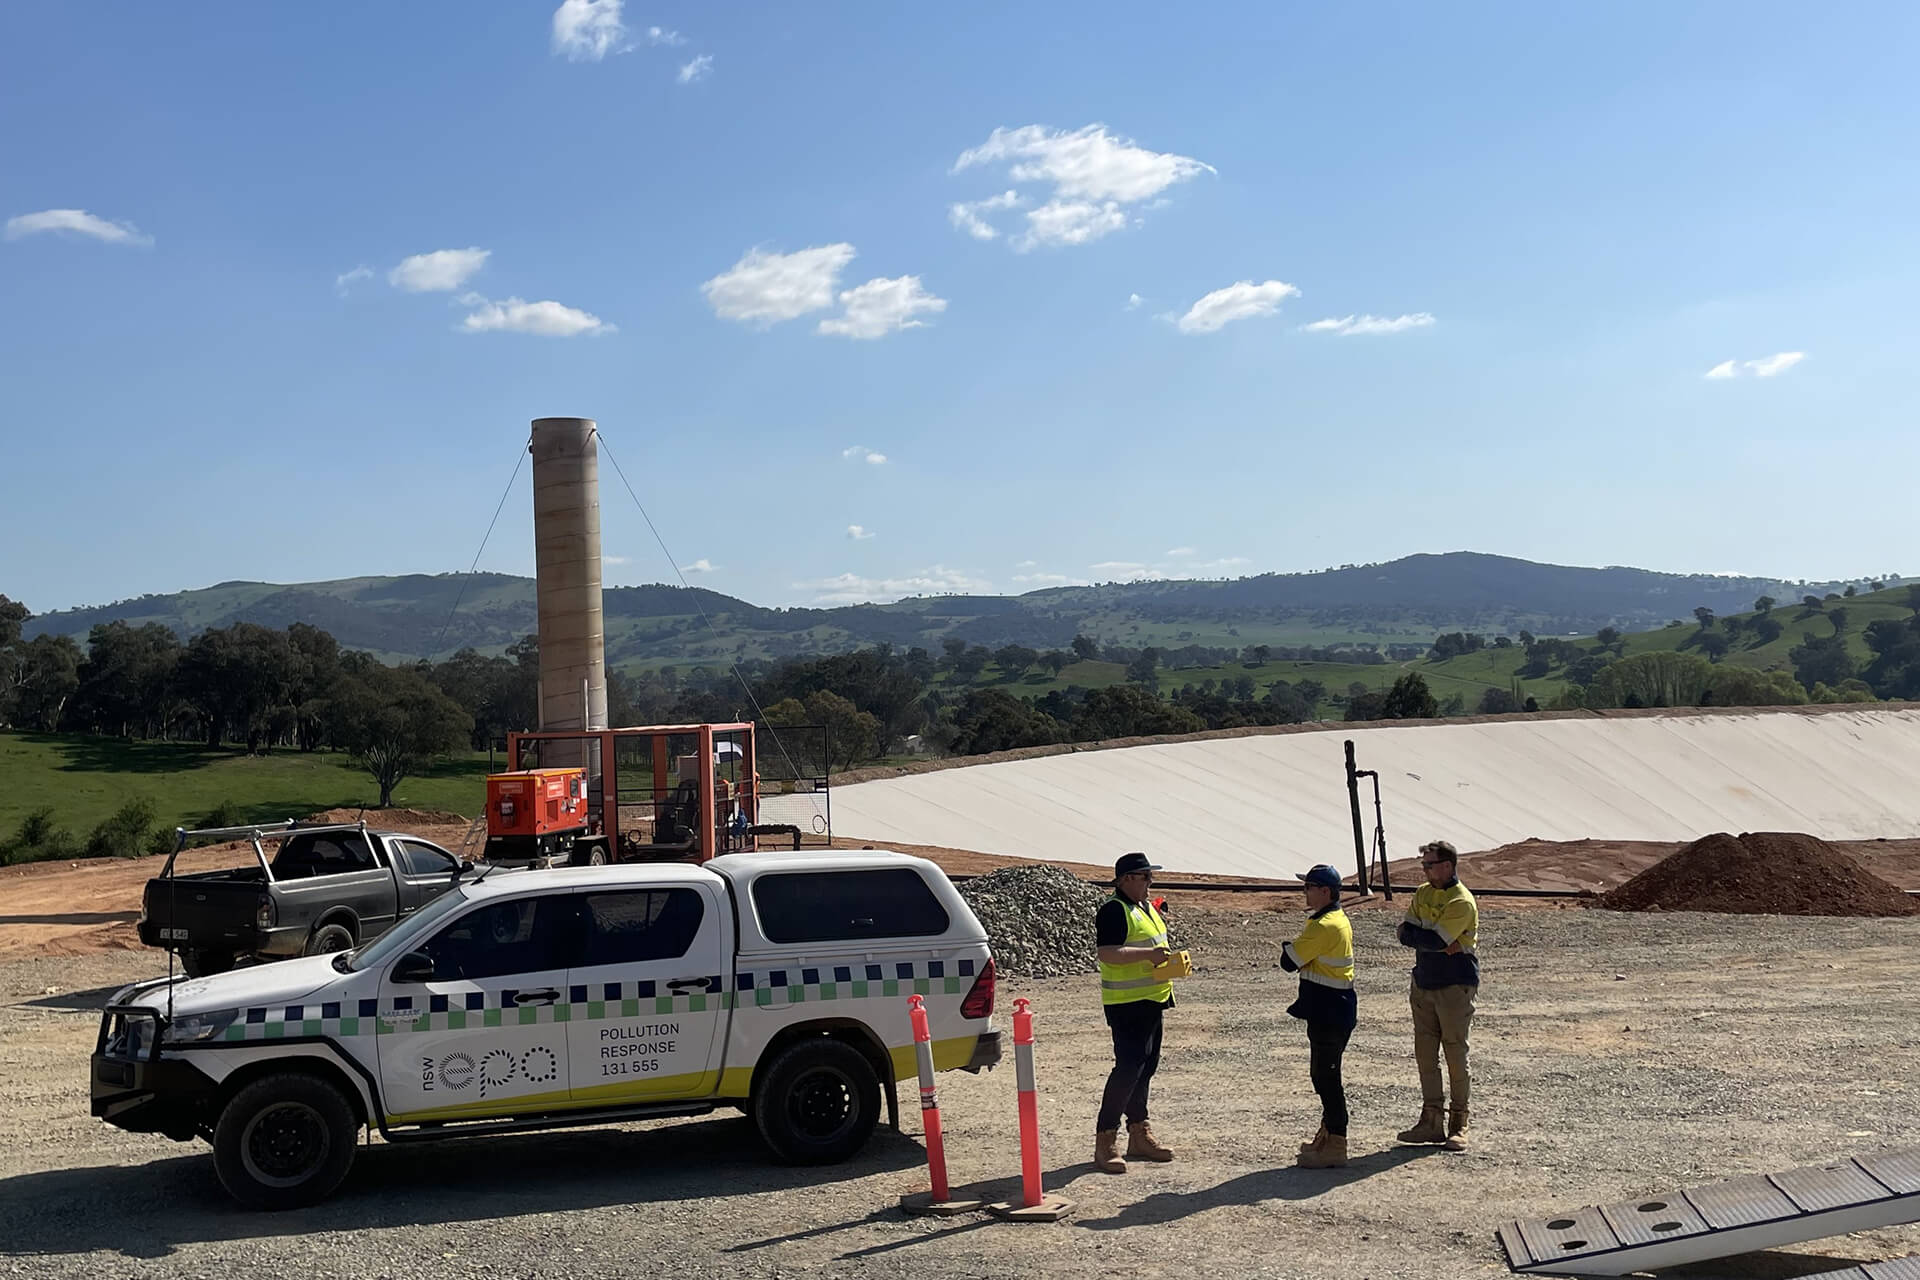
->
<box><xmin>987</xmin><ymin>998</ymin><xmax>1073</xmax><ymax>1221</ymax></box>
<box><xmin>899</xmin><ymin>993</ymin><xmax>982</xmax><ymax>1216</ymax></box>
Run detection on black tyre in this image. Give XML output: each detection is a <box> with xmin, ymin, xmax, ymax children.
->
<box><xmin>752</xmin><ymin>1037</ymin><xmax>879</xmax><ymax>1165</ymax></box>
<box><xmin>303</xmin><ymin>923</ymin><xmax>355</xmax><ymax>957</ymax></box>
<box><xmin>212</xmin><ymin>1072</ymin><xmax>359</xmax><ymax>1209</ymax></box>
<box><xmin>585</xmin><ymin>844</ymin><xmax>607</xmax><ymax>866</ymax></box>
<box><xmin>181</xmin><ymin>949</ymin><xmax>234</xmax><ymax>979</ymax></box>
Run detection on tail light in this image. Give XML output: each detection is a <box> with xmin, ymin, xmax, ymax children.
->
<box><xmin>255</xmin><ymin>894</ymin><xmax>274</xmax><ymax>930</ymax></box>
<box><xmin>960</xmin><ymin>958</ymin><xmax>996</xmax><ymax>1020</ymax></box>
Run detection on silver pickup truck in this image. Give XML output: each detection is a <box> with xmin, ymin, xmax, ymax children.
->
<box><xmin>138</xmin><ymin>822</ymin><xmax>472</xmax><ymax>977</ymax></box>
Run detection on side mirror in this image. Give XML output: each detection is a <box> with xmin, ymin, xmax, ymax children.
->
<box><xmin>392</xmin><ymin>950</ymin><xmax>435</xmax><ymax>983</ymax></box>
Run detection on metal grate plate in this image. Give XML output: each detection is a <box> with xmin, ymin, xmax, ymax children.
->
<box><xmin>1599</xmin><ymin>1193</ymin><xmax>1711</xmax><ymax>1247</ymax></box>
<box><xmin>1865</xmin><ymin>1259</ymin><xmax>1920</xmax><ymax>1280</ymax></box>
<box><xmin>1859</xmin><ymin>1151</ymin><xmax>1920</xmax><ymax>1196</ymax></box>
<box><xmin>1684</xmin><ymin>1173</ymin><xmax>1800</xmax><ymax>1229</ymax></box>
<box><xmin>1772</xmin><ymin>1162</ymin><xmax>1898</xmax><ymax>1213</ymax></box>
<box><xmin>1514</xmin><ymin>1204</ymin><xmax>1620</xmax><ymax>1265</ymax></box>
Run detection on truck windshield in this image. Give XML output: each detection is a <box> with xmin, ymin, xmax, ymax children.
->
<box><xmin>341</xmin><ymin>887</ymin><xmax>472</xmax><ymax>972</ymax></box>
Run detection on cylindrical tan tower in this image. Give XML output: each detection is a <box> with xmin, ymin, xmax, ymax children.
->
<box><xmin>531</xmin><ymin>417</ymin><xmax>608</xmax><ymax>738</ymax></box>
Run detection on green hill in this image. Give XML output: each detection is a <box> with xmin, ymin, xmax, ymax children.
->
<box><xmin>19</xmin><ymin>554</ymin><xmax>1876</xmax><ymax>669</ymax></box>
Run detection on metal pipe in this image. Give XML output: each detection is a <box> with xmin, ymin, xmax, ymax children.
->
<box><xmin>1344</xmin><ymin>740</ymin><xmax>1368</xmax><ymax>894</ymax></box>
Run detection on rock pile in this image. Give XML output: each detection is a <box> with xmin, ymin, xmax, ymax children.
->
<box><xmin>958</xmin><ymin>864</ymin><xmax>1113</xmax><ymax>979</ymax></box>
<box><xmin>1599</xmin><ymin>831</ymin><xmax>1920</xmax><ymax>917</ymax></box>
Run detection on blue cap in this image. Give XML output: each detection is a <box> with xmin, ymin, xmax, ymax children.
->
<box><xmin>1302</xmin><ymin>864</ymin><xmax>1343</xmax><ymax>891</ymax></box>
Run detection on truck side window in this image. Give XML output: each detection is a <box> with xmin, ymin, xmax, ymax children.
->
<box><xmin>397</xmin><ymin>840</ymin><xmax>460</xmax><ymax>877</ymax></box>
<box><xmin>751</xmin><ymin>869</ymin><xmax>950</xmax><ymax>944</ymax></box>
<box><xmin>580</xmin><ymin>890</ymin><xmax>705</xmax><ymax>965</ymax></box>
<box><xmin>418</xmin><ymin>896</ymin><xmax>577</xmax><ymax>982</ymax></box>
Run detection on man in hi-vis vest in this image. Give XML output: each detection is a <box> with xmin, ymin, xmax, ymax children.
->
<box><xmin>1093</xmin><ymin>851</ymin><xmax>1177</xmax><ymax>1174</ymax></box>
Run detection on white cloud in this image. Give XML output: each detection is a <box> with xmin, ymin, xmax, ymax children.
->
<box><xmin>703</xmin><ymin>244</ymin><xmax>856</xmax><ymax>326</ymax></box>
<box><xmin>1127</xmin><ymin>293</ymin><xmax>1144</xmax><ymax>311</ymax></box>
<box><xmin>1176</xmin><ymin>279</ymin><xmax>1300</xmax><ymax>334</ymax></box>
<box><xmin>1166</xmin><ymin>547</ymin><xmax>1195</xmax><ymax>557</ymax></box>
<box><xmin>796</xmin><ymin>566</ymin><xmax>993</xmax><ymax>605</ymax></box>
<box><xmin>1706</xmin><ymin>351</ymin><xmax>1807</xmax><ymax>379</ymax></box>
<box><xmin>646</xmin><ymin>25</ymin><xmax>685</xmax><ymax>45</ymax></box>
<box><xmin>1196</xmin><ymin>556</ymin><xmax>1251</xmax><ymax>572</ymax></box>
<box><xmin>1015</xmin><ymin>199</ymin><xmax>1128</xmax><ymax>251</ymax></box>
<box><xmin>842</xmin><ymin>445</ymin><xmax>888</xmax><ymax>464</ymax></box>
<box><xmin>1746</xmin><ymin>351</ymin><xmax>1805</xmax><ymax>377</ymax></box>
<box><xmin>552</xmin><ymin>0</ymin><xmax>628</xmax><ymax>61</ymax></box>
<box><xmin>680</xmin><ymin>558</ymin><xmax>716</xmax><ymax>574</ymax></box>
<box><xmin>678</xmin><ymin>54</ymin><xmax>712</xmax><ymax>84</ymax></box>
<box><xmin>846</xmin><ymin>524</ymin><xmax>875</xmax><ymax>540</ymax></box>
<box><xmin>948</xmin><ymin>190</ymin><xmax>1022</xmax><ymax>241</ymax></box>
<box><xmin>1302</xmin><ymin>312</ymin><xmax>1436</xmax><ymax>336</ymax></box>
<box><xmin>817</xmin><ymin>275</ymin><xmax>947</xmax><ymax>339</ymax></box>
<box><xmin>4</xmin><ymin>208</ymin><xmax>151</xmax><ymax>246</ymax></box>
<box><xmin>1013</xmin><ymin>571</ymin><xmax>1087</xmax><ymax>587</ymax></box>
<box><xmin>1015</xmin><ymin>560</ymin><xmax>1038</xmax><ymax>568</ymax></box>
<box><xmin>1090</xmin><ymin>562</ymin><xmax>1171</xmax><ymax>581</ymax></box>
<box><xmin>390</xmin><ymin>247</ymin><xmax>489</xmax><ymax>292</ymax></box>
<box><xmin>954</xmin><ymin>124</ymin><xmax>1213</xmax><ymax>204</ymax></box>
<box><xmin>459</xmin><ymin>295</ymin><xmax>615</xmax><ymax>337</ymax></box>
<box><xmin>950</xmin><ymin>124</ymin><xmax>1212</xmax><ymax>250</ymax></box>
<box><xmin>334</xmin><ymin>265</ymin><xmax>373</xmax><ymax>296</ymax></box>
<box><xmin>604</xmin><ymin>555</ymin><xmax>632</xmax><ymax>566</ymax></box>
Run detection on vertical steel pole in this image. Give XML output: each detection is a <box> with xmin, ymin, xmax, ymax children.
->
<box><xmin>1345</xmin><ymin>739</ymin><xmax>1368</xmax><ymax>894</ymax></box>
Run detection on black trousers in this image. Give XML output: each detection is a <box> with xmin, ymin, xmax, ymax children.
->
<box><xmin>1097</xmin><ymin>999</ymin><xmax>1165</xmax><ymax>1132</ymax></box>
<box><xmin>1308</xmin><ymin>1019</ymin><xmax>1353</xmax><ymax>1137</ymax></box>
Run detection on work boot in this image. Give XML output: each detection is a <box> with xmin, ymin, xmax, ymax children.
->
<box><xmin>1396</xmin><ymin>1105</ymin><xmax>1447</xmax><ymax>1145</ymax></box>
<box><xmin>1094</xmin><ymin>1129</ymin><xmax>1127</xmax><ymax>1174</ymax></box>
<box><xmin>1298</xmin><ymin>1124</ymin><xmax>1327</xmax><ymax>1155</ymax></box>
<box><xmin>1443</xmin><ymin>1109</ymin><xmax>1470</xmax><ymax>1152</ymax></box>
<box><xmin>1296</xmin><ymin>1133</ymin><xmax>1348</xmax><ymax>1169</ymax></box>
<box><xmin>1126</xmin><ymin>1121</ymin><xmax>1175</xmax><ymax>1162</ymax></box>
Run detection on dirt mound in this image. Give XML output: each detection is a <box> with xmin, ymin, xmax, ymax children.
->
<box><xmin>300</xmin><ymin>808</ymin><xmax>471</xmax><ymax>828</ymax></box>
<box><xmin>1598</xmin><ymin>831</ymin><xmax>1920</xmax><ymax>917</ymax></box>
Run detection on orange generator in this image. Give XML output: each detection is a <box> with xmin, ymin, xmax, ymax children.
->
<box><xmin>483</xmin><ymin>767</ymin><xmax>589</xmax><ymax>865</ymax></box>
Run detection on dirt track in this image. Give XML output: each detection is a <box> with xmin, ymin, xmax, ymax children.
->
<box><xmin>4</xmin><ymin>905</ymin><xmax>1919</xmax><ymax>1279</ymax></box>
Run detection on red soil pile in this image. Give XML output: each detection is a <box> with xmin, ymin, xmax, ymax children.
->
<box><xmin>1598</xmin><ymin>831</ymin><xmax>1920</xmax><ymax>917</ymax></box>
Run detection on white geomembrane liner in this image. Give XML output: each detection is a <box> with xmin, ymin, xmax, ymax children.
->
<box><xmin>832</xmin><ymin>709</ymin><xmax>1920</xmax><ymax>879</ymax></box>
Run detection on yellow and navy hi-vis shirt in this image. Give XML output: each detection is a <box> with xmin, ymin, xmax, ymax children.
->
<box><xmin>1096</xmin><ymin>895</ymin><xmax>1174</xmax><ymax>1007</ymax></box>
<box><xmin>1281</xmin><ymin>904</ymin><xmax>1356</xmax><ymax>1024</ymax></box>
<box><xmin>1402</xmin><ymin>879</ymin><xmax>1480</xmax><ymax>989</ymax></box>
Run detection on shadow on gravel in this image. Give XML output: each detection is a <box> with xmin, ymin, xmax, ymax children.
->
<box><xmin>724</xmin><ymin>1160</ymin><xmax>1091</xmax><ymax>1257</ymax></box>
<box><xmin>1641</xmin><ymin>1248</ymin><xmax>1912</xmax><ymax>1279</ymax></box>
<box><xmin>1073</xmin><ymin>1145</ymin><xmax>1434</xmax><ymax>1230</ymax></box>
<box><xmin>0</xmin><ymin>1116</ymin><xmax>924</xmax><ymax>1259</ymax></box>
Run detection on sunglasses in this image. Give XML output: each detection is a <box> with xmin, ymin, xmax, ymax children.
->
<box><xmin>1420</xmin><ymin>859</ymin><xmax>1451</xmax><ymax>869</ymax></box>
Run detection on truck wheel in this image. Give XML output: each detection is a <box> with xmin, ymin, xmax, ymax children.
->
<box><xmin>181</xmin><ymin>950</ymin><xmax>234</xmax><ymax>979</ymax></box>
<box><xmin>303</xmin><ymin>923</ymin><xmax>355</xmax><ymax>957</ymax></box>
<box><xmin>212</xmin><ymin>1072</ymin><xmax>359</xmax><ymax>1209</ymax></box>
<box><xmin>585</xmin><ymin>844</ymin><xmax>607</xmax><ymax>866</ymax></box>
<box><xmin>752</xmin><ymin>1038</ymin><xmax>879</xmax><ymax>1165</ymax></box>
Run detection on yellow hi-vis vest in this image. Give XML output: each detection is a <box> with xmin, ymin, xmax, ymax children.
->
<box><xmin>1099</xmin><ymin>895</ymin><xmax>1174</xmax><ymax>1006</ymax></box>
<box><xmin>1284</xmin><ymin>907</ymin><xmax>1355</xmax><ymax>990</ymax></box>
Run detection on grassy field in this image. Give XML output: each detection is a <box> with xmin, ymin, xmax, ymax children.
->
<box><xmin>0</xmin><ymin>734</ymin><xmax>487</xmax><ymax>845</ymax></box>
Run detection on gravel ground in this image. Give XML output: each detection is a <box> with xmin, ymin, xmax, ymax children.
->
<box><xmin>3</xmin><ymin>905</ymin><xmax>1919</xmax><ymax>1279</ymax></box>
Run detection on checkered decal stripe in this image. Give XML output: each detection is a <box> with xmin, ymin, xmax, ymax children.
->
<box><xmin>213</xmin><ymin>957</ymin><xmax>979</xmax><ymax>1040</ymax></box>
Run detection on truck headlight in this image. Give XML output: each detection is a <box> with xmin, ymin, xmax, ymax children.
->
<box><xmin>163</xmin><ymin>1010</ymin><xmax>239</xmax><ymax>1045</ymax></box>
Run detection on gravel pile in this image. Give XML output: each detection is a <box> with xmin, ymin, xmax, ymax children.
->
<box><xmin>958</xmin><ymin>864</ymin><xmax>1111</xmax><ymax>978</ymax></box>
<box><xmin>1599</xmin><ymin>830</ymin><xmax>1920</xmax><ymax>917</ymax></box>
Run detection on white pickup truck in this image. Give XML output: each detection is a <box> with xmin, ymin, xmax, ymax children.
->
<box><xmin>92</xmin><ymin>851</ymin><xmax>1001</xmax><ymax>1208</ymax></box>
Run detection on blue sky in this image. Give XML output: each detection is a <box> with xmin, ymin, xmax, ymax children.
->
<box><xmin>4</xmin><ymin>2</ymin><xmax>1917</xmax><ymax>616</ymax></box>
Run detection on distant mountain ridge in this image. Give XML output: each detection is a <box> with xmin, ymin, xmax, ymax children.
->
<box><xmin>22</xmin><ymin>553</ymin><xmax>1863</xmax><ymax>667</ymax></box>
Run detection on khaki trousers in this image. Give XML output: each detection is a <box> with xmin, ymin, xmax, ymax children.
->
<box><xmin>1410</xmin><ymin>981</ymin><xmax>1476</xmax><ymax>1111</ymax></box>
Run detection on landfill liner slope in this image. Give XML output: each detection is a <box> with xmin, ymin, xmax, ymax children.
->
<box><xmin>1598</xmin><ymin>830</ymin><xmax>1920</xmax><ymax>917</ymax></box>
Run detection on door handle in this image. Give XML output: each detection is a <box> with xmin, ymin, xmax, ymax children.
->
<box><xmin>513</xmin><ymin>988</ymin><xmax>560</xmax><ymax>1006</ymax></box>
<box><xmin>666</xmin><ymin>977</ymin><xmax>711</xmax><ymax>992</ymax></box>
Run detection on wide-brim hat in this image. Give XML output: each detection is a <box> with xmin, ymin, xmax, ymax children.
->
<box><xmin>1112</xmin><ymin>851</ymin><xmax>1163</xmax><ymax>882</ymax></box>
